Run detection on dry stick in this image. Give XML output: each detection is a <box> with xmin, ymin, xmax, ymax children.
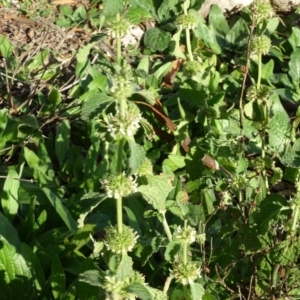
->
<box><xmin>0</xmin><ymin>176</ymin><xmax>35</xmax><ymax>182</ymax></box>
<box><xmin>239</xmin><ymin>23</ymin><xmax>255</xmax><ymax>130</ymax></box>
<box><xmin>247</xmin><ymin>275</ymin><xmax>254</xmax><ymax>300</ymax></box>
<box><xmin>214</xmin><ymin>264</ymin><xmax>236</xmax><ymax>294</ymax></box>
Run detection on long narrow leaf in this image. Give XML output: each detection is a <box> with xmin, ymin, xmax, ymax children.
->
<box><xmin>42</xmin><ymin>187</ymin><xmax>77</xmax><ymax>232</ymax></box>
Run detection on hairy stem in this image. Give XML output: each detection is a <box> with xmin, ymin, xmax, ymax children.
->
<box><xmin>162</xmin><ymin>212</ymin><xmax>173</xmax><ymax>242</ymax></box>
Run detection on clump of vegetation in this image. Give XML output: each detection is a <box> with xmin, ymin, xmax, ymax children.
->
<box><xmin>1</xmin><ymin>0</ymin><xmax>300</xmax><ymax>299</ymax></box>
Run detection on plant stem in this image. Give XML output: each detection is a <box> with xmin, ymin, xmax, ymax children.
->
<box><xmin>162</xmin><ymin>212</ymin><xmax>173</xmax><ymax>242</ymax></box>
<box><xmin>182</xmin><ymin>220</ymin><xmax>188</xmax><ymax>265</ymax></box>
<box><xmin>257</xmin><ymin>53</ymin><xmax>262</xmax><ymax>90</ymax></box>
<box><xmin>257</xmin><ymin>53</ymin><xmax>268</xmax><ymax>190</ymax></box>
<box><xmin>116</xmin><ymin>13</ymin><xmax>121</xmax><ymax>65</ymax></box>
<box><xmin>114</xmin><ymin>12</ymin><xmax>126</xmax><ymax>234</ymax></box>
<box><xmin>186</xmin><ymin>28</ymin><xmax>193</xmax><ymax>62</ymax></box>
<box><xmin>116</xmin><ymin>194</ymin><xmax>123</xmax><ymax>234</ymax></box>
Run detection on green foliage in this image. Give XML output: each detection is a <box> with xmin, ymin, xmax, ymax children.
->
<box><xmin>2</xmin><ymin>0</ymin><xmax>300</xmax><ymax>299</ymax></box>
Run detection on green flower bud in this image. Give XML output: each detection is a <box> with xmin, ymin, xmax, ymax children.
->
<box><xmin>107</xmin><ymin>19</ymin><xmax>131</xmax><ymax>38</ymax></box>
<box><xmin>103</xmin><ymin>275</ymin><xmax>124</xmax><ymax>295</ymax></box>
<box><xmin>246</xmin><ymin>85</ymin><xmax>270</xmax><ymax>102</ymax></box>
<box><xmin>104</xmin><ymin>225</ymin><xmax>139</xmax><ymax>254</ymax></box>
<box><xmin>250</xmin><ymin>0</ymin><xmax>274</xmax><ymax>25</ymax></box>
<box><xmin>103</xmin><ymin>270</ymin><xmax>146</xmax><ymax>299</ymax></box>
<box><xmin>102</xmin><ymin>172</ymin><xmax>137</xmax><ymax>199</ymax></box>
<box><xmin>174</xmin><ymin>225</ymin><xmax>197</xmax><ymax>245</ymax></box>
<box><xmin>106</xmin><ymin>103</ymin><xmax>142</xmax><ymax>139</ymax></box>
<box><xmin>170</xmin><ymin>262</ymin><xmax>201</xmax><ymax>285</ymax></box>
<box><xmin>175</xmin><ymin>14</ymin><xmax>198</xmax><ymax>30</ymax></box>
<box><xmin>183</xmin><ymin>61</ymin><xmax>202</xmax><ymax>77</ymax></box>
<box><xmin>231</xmin><ymin>174</ymin><xmax>248</xmax><ymax>190</ymax></box>
<box><xmin>111</xmin><ymin>74</ymin><xmax>134</xmax><ymax>100</ymax></box>
<box><xmin>250</xmin><ymin>35</ymin><xmax>271</xmax><ymax>56</ymax></box>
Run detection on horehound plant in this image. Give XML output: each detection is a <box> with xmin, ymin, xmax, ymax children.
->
<box><xmin>244</xmin><ymin>0</ymin><xmax>274</xmax><ymax>191</ymax></box>
<box><xmin>79</xmin><ymin>3</ymin><xmax>206</xmax><ymax>299</ymax></box>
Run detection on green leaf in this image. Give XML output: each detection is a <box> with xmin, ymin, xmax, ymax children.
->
<box><xmin>137</xmin><ymin>174</ymin><xmax>174</xmax><ymax>211</ymax></box>
<box><xmin>136</xmin><ymin>89</ymin><xmax>156</xmax><ymax>105</ymax></box>
<box><xmin>153</xmin><ymin>62</ymin><xmax>173</xmax><ymax>80</ymax></box>
<box><xmin>49</xmin><ymin>87</ymin><xmax>62</xmax><ymax>108</ymax></box>
<box><xmin>125</xmin><ymin>7</ymin><xmax>153</xmax><ymax>24</ymax></box>
<box><xmin>0</xmin><ymin>212</ymin><xmax>20</xmax><ymax>250</ymax></box>
<box><xmin>168</xmin><ymin>154</ymin><xmax>186</xmax><ymax>169</ymax></box>
<box><xmin>0</xmin><ymin>237</ymin><xmax>34</xmax><ymax>299</ymax></box>
<box><xmin>59</xmin><ymin>5</ymin><xmax>73</xmax><ymax>16</ymax></box>
<box><xmin>103</xmin><ymin>0</ymin><xmax>125</xmax><ymax>17</ymax></box>
<box><xmin>27</xmin><ymin>49</ymin><xmax>50</xmax><ymax>72</ymax></box>
<box><xmin>51</xmin><ymin>255</ymin><xmax>66</xmax><ymax>299</ymax></box>
<box><xmin>126</xmin><ymin>0</ymin><xmax>158</xmax><ymax>20</ymax></box>
<box><xmin>42</xmin><ymin>187</ymin><xmax>77</xmax><ymax>232</ymax></box>
<box><xmin>261</xmin><ymin>59</ymin><xmax>274</xmax><ymax>80</ymax></box>
<box><xmin>115</xmin><ymin>254</ymin><xmax>134</xmax><ymax>280</ymax></box>
<box><xmin>73</xmin><ymin>6</ymin><xmax>86</xmax><ymax>20</ymax></box>
<box><xmin>71</xmin><ymin>224</ymin><xmax>96</xmax><ymax>251</ymax></box>
<box><xmin>125</xmin><ymin>283</ymin><xmax>152</xmax><ymax>300</ymax></box>
<box><xmin>289</xmin><ymin>27</ymin><xmax>300</xmax><ymax>51</ymax></box>
<box><xmin>79</xmin><ymin>270</ymin><xmax>102</xmax><ymax>288</ymax></box>
<box><xmin>0</xmin><ymin>34</ymin><xmax>12</xmax><ymax>60</ymax></box>
<box><xmin>21</xmin><ymin>243</ymin><xmax>46</xmax><ymax>293</ymax></box>
<box><xmin>202</xmin><ymin>293</ymin><xmax>218</xmax><ymax>300</ymax></box>
<box><xmin>23</xmin><ymin>147</ymin><xmax>53</xmax><ymax>185</ymax></box>
<box><xmin>157</xmin><ymin>0</ymin><xmax>181</xmax><ymax>22</ymax></box>
<box><xmin>194</xmin><ymin>22</ymin><xmax>221</xmax><ymax>54</ymax></box>
<box><xmin>55</xmin><ymin>119</ymin><xmax>70</xmax><ymax>167</ymax></box>
<box><xmin>1</xmin><ymin>169</ymin><xmax>19</xmax><ymax>221</ymax></box>
<box><xmin>190</xmin><ymin>283</ymin><xmax>205</xmax><ymax>300</ymax></box>
<box><xmin>289</xmin><ymin>48</ymin><xmax>300</xmax><ymax>80</ymax></box>
<box><xmin>265</xmin><ymin>17</ymin><xmax>279</xmax><ymax>35</ymax></box>
<box><xmin>128</xmin><ymin>140</ymin><xmax>146</xmax><ymax>173</ymax></box>
<box><xmin>81</xmin><ymin>92</ymin><xmax>114</xmax><ymax>121</ymax></box>
<box><xmin>253</xmin><ymin>194</ymin><xmax>288</xmax><ymax>233</ymax></box>
<box><xmin>209</xmin><ymin>5</ymin><xmax>229</xmax><ymax>35</ymax></box>
<box><xmin>170</xmin><ymin>29</ymin><xmax>186</xmax><ymax>59</ymax></box>
<box><xmin>144</xmin><ymin>28</ymin><xmax>171</xmax><ymax>52</ymax></box>
<box><xmin>77</xmin><ymin>193</ymin><xmax>106</xmax><ymax>229</ymax></box>
<box><xmin>268</xmin><ymin>94</ymin><xmax>290</xmax><ymax>153</ymax></box>
<box><xmin>76</xmin><ymin>42</ymin><xmax>95</xmax><ymax>64</ymax></box>
<box><xmin>225</xmin><ymin>18</ymin><xmax>247</xmax><ymax>48</ymax></box>
<box><xmin>78</xmin><ymin>259</ymin><xmax>101</xmax><ymax>300</ymax></box>
<box><xmin>164</xmin><ymin>241</ymin><xmax>181</xmax><ymax>262</ymax></box>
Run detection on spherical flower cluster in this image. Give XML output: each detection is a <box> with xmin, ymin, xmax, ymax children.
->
<box><xmin>102</xmin><ymin>172</ymin><xmax>137</xmax><ymax>199</ymax></box>
<box><xmin>246</xmin><ymin>85</ymin><xmax>270</xmax><ymax>102</ymax></box>
<box><xmin>106</xmin><ymin>104</ymin><xmax>142</xmax><ymax>139</ymax></box>
<box><xmin>104</xmin><ymin>225</ymin><xmax>139</xmax><ymax>254</ymax></box>
<box><xmin>103</xmin><ymin>270</ymin><xmax>145</xmax><ymax>299</ymax></box>
<box><xmin>250</xmin><ymin>35</ymin><xmax>271</xmax><ymax>56</ymax></box>
<box><xmin>231</xmin><ymin>174</ymin><xmax>248</xmax><ymax>190</ymax></box>
<box><xmin>183</xmin><ymin>61</ymin><xmax>202</xmax><ymax>77</ymax></box>
<box><xmin>110</xmin><ymin>74</ymin><xmax>134</xmax><ymax>100</ymax></box>
<box><xmin>107</xmin><ymin>19</ymin><xmax>131</xmax><ymax>38</ymax></box>
<box><xmin>174</xmin><ymin>225</ymin><xmax>197</xmax><ymax>245</ymax></box>
<box><xmin>250</xmin><ymin>0</ymin><xmax>274</xmax><ymax>25</ymax></box>
<box><xmin>175</xmin><ymin>14</ymin><xmax>198</xmax><ymax>30</ymax></box>
<box><xmin>170</xmin><ymin>262</ymin><xmax>201</xmax><ymax>285</ymax></box>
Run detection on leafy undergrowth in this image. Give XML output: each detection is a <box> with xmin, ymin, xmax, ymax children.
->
<box><xmin>1</xmin><ymin>0</ymin><xmax>300</xmax><ymax>299</ymax></box>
